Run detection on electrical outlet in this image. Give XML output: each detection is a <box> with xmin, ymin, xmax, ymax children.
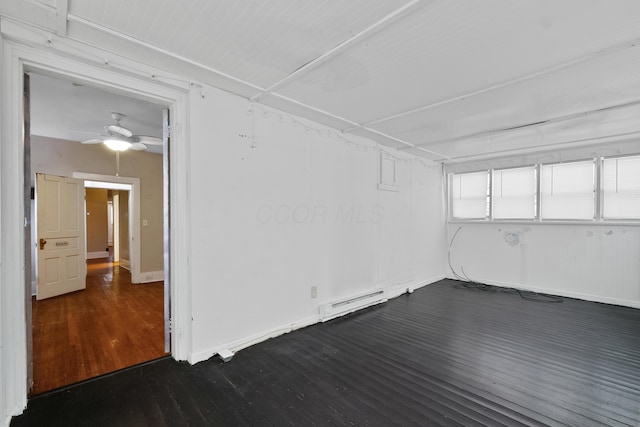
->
<box><xmin>310</xmin><ymin>286</ymin><xmax>317</xmax><ymax>299</ymax></box>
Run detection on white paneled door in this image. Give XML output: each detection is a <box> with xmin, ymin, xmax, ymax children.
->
<box><xmin>36</xmin><ymin>174</ymin><xmax>87</xmax><ymax>300</ymax></box>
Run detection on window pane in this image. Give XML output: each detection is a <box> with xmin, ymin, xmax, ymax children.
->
<box><xmin>603</xmin><ymin>156</ymin><xmax>640</xmax><ymax>219</ymax></box>
<box><xmin>492</xmin><ymin>166</ymin><xmax>536</xmax><ymax>219</ymax></box>
<box><xmin>540</xmin><ymin>161</ymin><xmax>594</xmax><ymax>220</ymax></box>
<box><xmin>451</xmin><ymin>171</ymin><xmax>489</xmax><ymax>219</ymax></box>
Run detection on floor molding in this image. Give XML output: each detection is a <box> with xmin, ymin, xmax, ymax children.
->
<box><xmin>119</xmin><ymin>259</ymin><xmax>130</xmax><ymax>270</ymax></box>
<box><xmin>86</xmin><ymin>251</ymin><xmax>109</xmax><ymax>260</ymax></box>
<box><xmin>138</xmin><ymin>271</ymin><xmax>164</xmax><ymax>283</ymax></box>
<box><xmin>445</xmin><ymin>275</ymin><xmax>640</xmax><ymax>309</ymax></box>
<box><xmin>189</xmin><ymin>274</ymin><xmax>446</xmax><ymax>365</ymax></box>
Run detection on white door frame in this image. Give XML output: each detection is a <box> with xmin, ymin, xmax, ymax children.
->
<box><xmin>0</xmin><ymin>21</ymin><xmax>192</xmax><ymax>418</ymax></box>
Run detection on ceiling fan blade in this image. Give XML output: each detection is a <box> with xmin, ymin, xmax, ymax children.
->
<box><xmin>106</xmin><ymin>124</ymin><xmax>133</xmax><ymax>138</ymax></box>
<box><xmin>134</xmin><ymin>135</ymin><xmax>162</xmax><ymax>145</ymax></box>
<box><xmin>130</xmin><ymin>142</ymin><xmax>148</xmax><ymax>151</ymax></box>
<box><xmin>81</xmin><ymin>139</ymin><xmax>104</xmax><ymax>144</ymax></box>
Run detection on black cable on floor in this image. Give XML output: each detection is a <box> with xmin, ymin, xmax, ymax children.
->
<box><xmin>454</xmin><ymin>280</ymin><xmax>563</xmax><ymax>303</ymax></box>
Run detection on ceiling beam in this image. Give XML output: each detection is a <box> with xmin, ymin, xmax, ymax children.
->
<box><xmin>269</xmin><ymin>93</ymin><xmax>449</xmax><ymax>160</ymax></box>
<box><xmin>56</xmin><ymin>0</ymin><xmax>68</xmax><ymax>37</ymax></box>
<box><xmin>398</xmin><ymin>97</ymin><xmax>640</xmax><ymax>151</ymax></box>
<box><xmin>362</xmin><ymin>127</ymin><xmax>450</xmax><ymax>160</ymax></box>
<box><xmin>343</xmin><ymin>35</ymin><xmax>640</xmax><ymax>134</ymax></box>
<box><xmin>442</xmin><ymin>130</ymin><xmax>640</xmax><ymax>164</ymax></box>
<box><xmin>63</xmin><ymin>8</ymin><xmax>447</xmax><ymax>161</ymax></box>
<box><xmin>66</xmin><ymin>13</ymin><xmax>267</xmax><ymax>94</ymax></box>
<box><xmin>249</xmin><ymin>0</ymin><xmax>425</xmax><ymax>103</ymax></box>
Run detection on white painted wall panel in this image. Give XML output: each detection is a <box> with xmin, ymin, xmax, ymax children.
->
<box><xmin>377</xmin><ymin>164</ymin><xmax>415</xmax><ymax>286</ymax></box>
<box><xmin>447</xmin><ymin>223</ymin><xmax>640</xmax><ymax>307</ymax></box>
<box><xmin>0</xmin><ymin>28</ymin><xmax>5</xmax><ymax>427</ymax></box>
<box><xmin>308</xmin><ymin>135</ymin><xmax>378</xmax><ymax>299</ymax></box>
<box><xmin>188</xmin><ymin>85</ymin><xmax>445</xmax><ymax>360</ymax></box>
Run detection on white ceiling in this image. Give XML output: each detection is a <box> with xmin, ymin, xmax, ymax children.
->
<box><xmin>5</xmin><ymin>0</ymin><xmax>640</xmax><ymax>162</ymax></box>
<box><xmin>30</xmin><ymin>73</ymin><xmax>164</xmax><ymax>153</ymax></box>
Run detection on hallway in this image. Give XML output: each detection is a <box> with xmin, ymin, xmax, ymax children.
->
<box><xmin>31</xmin><ymin>258</ymin><xmax>167</xmax><ymax>395</ymax></box>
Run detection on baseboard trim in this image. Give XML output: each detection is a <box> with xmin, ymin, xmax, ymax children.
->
<box><xmin>385</xmin><ymin>274</ymin><xmax>445</xmax><ymax>299</ymax></box>
<box><xmin>445</xmin><ymin>275</ymin><xmax>640</xmax><ymax>309</ymax></box>
<box><xmin>86</xmin><ymin>251</ymin><xmax>109</xmax><ymax>260</ymax></box>
<box><xmin>137</xmin><ymin>270</ymin><xmax>164</xmax><ymax>283</ymax></box>
<box><xmin>188</xmin><ymin>274</ymin><xmax>447</xmax><ymax>365</ymax></box>
<box><xmin>189</xmin><ymin>315</ymin><xmax>320</xmax><ymax>365</ymax></box>
<box><xmin>119</xmin><ymin>258</ymin><xmax>130</xmax><ymax>270</ymax></box>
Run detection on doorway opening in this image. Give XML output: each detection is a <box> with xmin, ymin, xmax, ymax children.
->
<box><xmin>83</xmin><ymin>180</ymin><xmax>133</xmax><ymax>268</ymax></box>
<box><xmin>27</xmin><ymin>71</ymin><xmax>171</xmax><ymax>395</ymax></box>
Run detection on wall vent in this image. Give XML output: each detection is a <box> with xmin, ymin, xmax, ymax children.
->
<box><xmin>319</xmin><ymin>289</ymin><xmax>388</xmax><ymax>322</ymax></box>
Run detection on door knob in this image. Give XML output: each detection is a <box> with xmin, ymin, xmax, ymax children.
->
<box><xmin>39</xmin><ymin>238</ymin><xmax>47</xmax><ymax>250</ymax></box>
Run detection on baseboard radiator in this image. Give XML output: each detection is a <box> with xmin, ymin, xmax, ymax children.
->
<box><xmin>319</xmin><ymin>289</ymin><xmax>388</xmax><ymax>322</ymax></box>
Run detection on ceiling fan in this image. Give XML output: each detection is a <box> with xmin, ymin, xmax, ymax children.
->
<box><xmin>81</xmin><ymin>112</ymin><xmax>162</xmax><ymax>151</ymax></box>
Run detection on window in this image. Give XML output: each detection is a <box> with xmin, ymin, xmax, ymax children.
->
<box><xmin>450</xmin><ymin>171</ymin><xmax>489</xmax><ymax>219</ymax></box>
<box><xmin>540</xmin><ymin>160</ymin><xmax>595</xmax><ymax>220</ymax></box>
<box><xmin>448</xmin><ymin>154</ymin><xmax>639</xmax><ymax>223</ymax></box>
<box><xmin>492</xmin><ymin>166</ymin><xmax>536</xmax><ymax>219</ymax></box>
<box><xmin>602</xmin><ymin>156</ymin><xmax>640</xmax><ymax>219</ymax></box>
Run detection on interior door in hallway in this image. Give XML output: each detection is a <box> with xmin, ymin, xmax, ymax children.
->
<box><xmin>36</xmin><ymin>173</ymin><xmax>87</xmax><ymax>300</ymax></box>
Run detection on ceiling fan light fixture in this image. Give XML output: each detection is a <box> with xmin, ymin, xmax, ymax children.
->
<box><xmin>104</xmin><ymin>138</ymin><xmax>132</xmax><ymax>151</ymax></box>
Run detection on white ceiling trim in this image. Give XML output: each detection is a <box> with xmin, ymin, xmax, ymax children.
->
<box><xmin>66</xmin><ymin>13</ymin><xmax>267</xmax><ymax>95</ymax></box>
<box><xmin>269</xmin><ymin>92</ymin><xmax>450</xmax><ymax>160</ymax></box>
<box><xmin>55</xmin><ymin>0</ymin><xmax>68</xmax><ymax>37</ymax></box>
<box><xmin>444</xmin><ymin>130</ymin><xmax>640</xmax><ymax>164</ymax></box>
<box><xmin>343</xmin><ymin>35</ymin><xmax>640</xmax><ymax>133</ymax></box>
<box><xmin>400</xmin><ymin>97</ymin><xmax>640</xmax><ymax>151</ymax></box>
<box><xmin>249</xmin><ymin>0</ymin><xmax>424</xmax><ymax>103</ymax></box>
<box><xmin>362</xmin><ymin>127</ymin><xmax>450</xmax><ymax>159</ymax></box>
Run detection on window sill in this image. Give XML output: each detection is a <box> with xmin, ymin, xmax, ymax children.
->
<box><xmin>448</xmin><ymin>219</ymin><xmax>640</xmax><ymax>227</ymax></box>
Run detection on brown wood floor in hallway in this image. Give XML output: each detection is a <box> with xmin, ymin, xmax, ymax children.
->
<box><xmin>31</xmin><ymin>258</ymin><xmax>167</xmax><ymax>395</ymax></box>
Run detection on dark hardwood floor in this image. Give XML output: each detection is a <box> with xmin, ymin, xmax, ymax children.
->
<box><xmin>15</xmin><ymin>279</ymin><xmax>640</xmax><ymax>426</ymax></box>
<box><xmin>31</xmin><ymin>258</ymin><xmax>167</xmax><ymax>395</ymax></box>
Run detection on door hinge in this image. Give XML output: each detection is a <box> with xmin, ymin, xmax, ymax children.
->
<box><xmin>168</xmin><ymin>317</ymin><xmax>173</xmax><ymax>333</ymax></box>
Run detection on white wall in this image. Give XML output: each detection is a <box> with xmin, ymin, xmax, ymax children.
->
<box><xmin>447</xmin><ymin>223</ymin><xmax>640</xmax><ymax>308</ymax></box>
<box><xmin>0</xmin><ymin>30</ymin><xmax>6</xmax><ymax>427</ymax></box>
<box><xmin>188</xmin><ymin>85</ymin><xmax>446</xmax><ymax>362</ymax></box>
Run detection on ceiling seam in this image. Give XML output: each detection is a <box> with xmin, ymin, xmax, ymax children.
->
<box><xmin>249</xmin><ymin>0</ymin><xmax>425</xmax><ymax>103</ymax></box>
<box><xmin>400</xmin><ymin>97</ymin><xmax>640</xmax><ymax>150</ymax></box>
<box><xmin>269</xmin><ymin>92</ymin><xmax>449</xmax><ymax>160</ymax></box>
<box><xmin>343</xmin><ymin>35</ymin><xmax>640</xmax><ymax>133</ymax></box>
<box><xmin>66</xmin><ymin>13</ymin><xmax>268</xmax><ymax>94</ymax></box>
<box><xmin>442</xmin><ymin>130</ymin><xmax>640</xmax><ymax>164</ymax></box>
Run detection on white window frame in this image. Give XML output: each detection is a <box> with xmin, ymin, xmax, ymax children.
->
<box><xmin>539</xmin><ymin>159</ymin><xmax>596</xmax><ymax>222</ymax></box>
<box><xmin>447</xmin><ymin>154</ymin><xmax>640</xmax><ymax>225</ymax></box>
<box><xmin>600</xmin><ymin>154</ymin><xmax>640</xmax><ymax>220</ymax></box>
<box><xmin>448</xmin><ymin>169</ymin><xmax>491</xmax><ymax>221</ymax></box>
<box><xmin>491</xmin><ymin>165</ymin><xmax>537</xmax><ymax>220</ymax></box>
